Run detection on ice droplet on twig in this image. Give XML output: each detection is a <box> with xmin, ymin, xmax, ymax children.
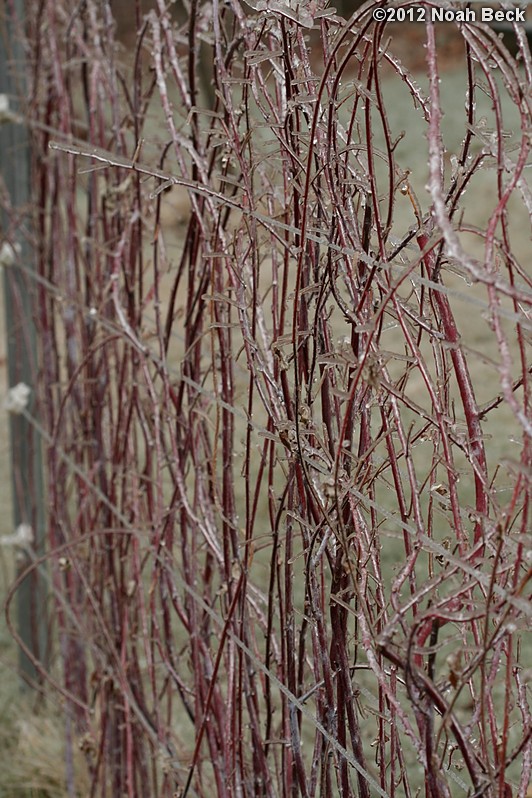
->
<box><xmin>4</xmin><ymin>382</ymin><xmax>31</xmax><ymax>414</ymax></box>
<box><xmin>0</xmin><ymin>523</ymin><xmax>34</xmax><ymax>548</ymax></box>
<box><xmin>0</xmin><ymin>240</ymin><xmax>21</xmax><ymax>268</ymax></box>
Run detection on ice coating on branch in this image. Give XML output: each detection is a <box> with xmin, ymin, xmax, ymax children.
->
<box><xmin>242</xmin><ymin>0</ymin><xmax>333</xmax><ymax>27</ymax></box>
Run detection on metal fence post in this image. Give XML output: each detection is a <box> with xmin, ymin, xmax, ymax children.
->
<box><xmin>1</xmin><ymin>0</ymin><xmax>47</xmax><ymax>688</ymax></box>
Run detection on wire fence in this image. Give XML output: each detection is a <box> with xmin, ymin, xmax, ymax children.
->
<box><xmin>1</xmin><ymin>1</ymin><xmax>531</xmax><ymax>796</ymax></box>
